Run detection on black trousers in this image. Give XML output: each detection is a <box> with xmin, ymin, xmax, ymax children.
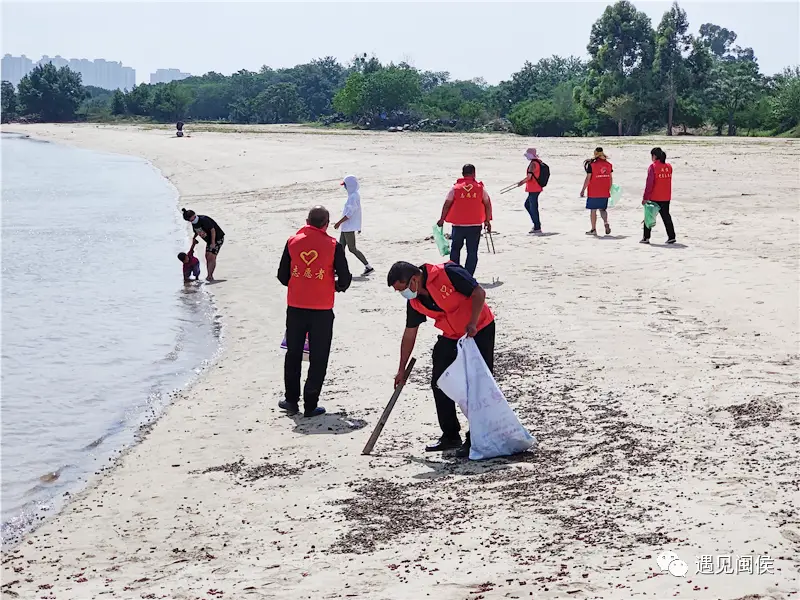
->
<box><xmin>431</xmin><ymin>321</ymin><xmax>496</xmax><ymax>438</ymax></box>
<box><xmin>450</xmin><ymin>225</ymin><xmax>482</xmax><ymax>276</ymax></box>
<box><xmin>643</xmin><ymin>200</ymin><xmax>676</xmax><ymax>240</ymax></box>
<box><xmin>284</xmin><ymin>307</ymin><xmax>334</xmax><ymax>410</ymax></box>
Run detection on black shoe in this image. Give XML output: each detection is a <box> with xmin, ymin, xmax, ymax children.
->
<box><xmin>666</xmin><ymin>238</ymin><xmax>676</xmax><ymax>244</ymax></box>
<box><xmin>279</xmin><ymin>399</ymin><xmax>299</xmax><ymax>415</ymax></box>
<box><xmin>304</xmin><ymin>406</ymin><xmax>326</xmax><ymax>417</ymax></box>
<box><xmin>454</xmin><ymin>439</ymin><xmax>471</xmax><ymax>459</ymax></box>
<box><xmin>362</xmin><ymin>266</ymin><xmax>375</xmax><ymax>276</ymax></box>
<box><xmin>639</xmin><ymin>239</ymin><xmax>650</xmax><ymax>244</ymax></box>
<box><xmin>425</xmin><ymin>435</ymin><xmax>462</xmax><ymax>452</ymax></box>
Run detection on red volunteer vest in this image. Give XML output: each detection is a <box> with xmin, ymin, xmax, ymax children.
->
<box><xmin>287</xmin><ymin>225</ymin><xmax>337</xmax><ymax>310</ymax></box>
<box><xmin>525</xmin><ymin>161</ymin><xmax>543</xmax><ymax>193</ymax></box>
<box><xmin>446</xmin><ymin>177</ymin><xmax>486</xmax><ymax>226</ymax></box>
<box><xmin>409</xmin><ymin>263</ymin><xmax>495</xmax><ymax>340</ymax></box>
<box><xmin>650</xmin><ymin>162</ymin><xmax>673</xmax><ymax>201</ymax></box>
<box><xmin>587</xmin><ymin>159</ymin><xmax>613</xmax><ymax>198</ymax></box>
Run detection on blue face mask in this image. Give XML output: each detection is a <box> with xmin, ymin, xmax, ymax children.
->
<box><xmin>400</xmin><ymin>288</ymin><xmax>417</xmax><ymax>300</ymax></box>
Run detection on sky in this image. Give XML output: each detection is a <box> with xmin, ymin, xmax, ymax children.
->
<box><xmin>2</xmin><ymin>1</ymin><xmax>798</xmax><ymax>85</ymax></box>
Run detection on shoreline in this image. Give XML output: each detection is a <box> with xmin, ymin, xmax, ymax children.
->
<box><xmin>1</xmin><ymin>133</ymin><xmax>224</xmax><ymax>550</ymax></box>
<box><xmin>2</xmin><ymin>123</ymin><xmax>798</xmax><ymax>600</ymax></box>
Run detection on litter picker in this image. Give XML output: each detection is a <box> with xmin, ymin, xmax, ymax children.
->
<box><xmin>362</xmin><ymin>358</ymin><xmax>416</xmax><ymax>455</ymax></box>
<box><xmin>499</xmin><ymin>183</ymin><xmax>519</xmax><ymax>195</ymax></box>
<box><xmin>484</xmin><ymin>231</ymin><xmax>496</xmax><ymax>254</ymax></box>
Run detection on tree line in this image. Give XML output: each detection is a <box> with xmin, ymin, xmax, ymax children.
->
<box><xmin>2</xmin><ymin>1</ymin><xmax>798</xmax><ymax>137</ymax></box>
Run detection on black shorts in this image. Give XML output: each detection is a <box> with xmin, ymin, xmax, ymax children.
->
<box><xmin>206</xmin><ymin>238</ymin><xmax>224</xmax><ymax>255</ymax></box>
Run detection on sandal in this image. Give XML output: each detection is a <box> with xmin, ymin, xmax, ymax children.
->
<box><xmin>605</xmin><ymin>223</ymin><xmax>611</xmax><ymax>235</ymax></box>
<box><xmin>585</xmin><ymin>229</ymin><xmax>597</xmax><ymax>235</ymax></box>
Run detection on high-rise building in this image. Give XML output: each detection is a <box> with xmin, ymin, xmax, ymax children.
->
<box><xmin>1</xmin><ymin>55</ymin><xmax>136</xmax><ymax>90</ymax></box>
<box><xmin>150</xmin><ymin>69</ymin><xmax>191</xmax><ymax>85</ymax></box>
<box><xmin>1</xmin><ymin>54</ymin><xmax>34</xmax><ymax>86</ymax></box>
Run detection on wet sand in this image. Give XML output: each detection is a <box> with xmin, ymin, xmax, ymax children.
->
<box><xmin>2</xmin><ymin>124</ymin><xmax>798</xmax><ymax>599</ymax></box>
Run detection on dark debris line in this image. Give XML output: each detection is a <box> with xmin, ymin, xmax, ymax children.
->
<box><xmin>328</xmin><ymin>344</ymin><xmax>674</xmax><ymax>557</ymax></box>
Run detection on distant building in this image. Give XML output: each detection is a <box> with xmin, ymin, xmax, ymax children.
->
<box><xmin>150</xmin><ymin>69</ymin><xmax>191</xmax><ymax>85</ymax></box>
<box><xmin>1</xmin><ymin>54</ymin><xmax>135</xmax><ymax>90</ymax></box>
<box><xmin>1</xmin><ymin>54</ymin><xmax>33</xmax><ymax>86</ymax></box>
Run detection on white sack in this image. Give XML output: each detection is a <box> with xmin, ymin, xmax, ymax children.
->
<box><xmin>436</xmin><ymin>336</ymin><xmax>535</xmax><ymax>460</ymax></box>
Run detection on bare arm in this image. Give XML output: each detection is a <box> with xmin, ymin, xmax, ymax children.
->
<box><xmin>334</xmin><ymin>215</ymin><xmax>349</xmax><ymax>229</ymax></box>
<box><xmin>580</xmin><ymin>173</ymin><xmax>591</xmax><ymax>197</ymax></box>
<box><xmin>467</xmin><ymin>286</ymin><xmax>487</xmax><ymax>336</ymax></box>
<box><xmin>437</xmin><ymin>189</ymin><xmax>455</xmax><ymax>227</ymax></box>
<box><xmin>395</xmin><ymin>327</ymin><xmax>419</xmax><ymax>386</ymax></box>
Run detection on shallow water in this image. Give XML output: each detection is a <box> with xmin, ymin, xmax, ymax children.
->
<box><xmin>0</xmin><ymin>133</ymin><xmax>219</xmax><ymax>546</ymax></box>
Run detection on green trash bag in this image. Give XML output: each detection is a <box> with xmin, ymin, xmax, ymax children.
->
<box><xmin>432</xmin><ymin>224</ymin><xmax>450</xmax><ymax>256</ymax></box>
<box><xmin>644</xmin><ymin>201</ymin><xmax>661</xmax><ymax>229</ymax></box>
<box><xmin>609</xmin><ymin>184</ymin><xmax>622</xmax><ymax>207</ymax></box>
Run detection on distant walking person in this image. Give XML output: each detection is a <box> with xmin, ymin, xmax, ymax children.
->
<box><xmin>641</xmin><ymin>147</ymin><xmax>676</xmax><ymax>244</ymax></box>
<box><xmin>334</xmin><ymin>175</ymin><xmax>374</xmax><ymax>276</ymax></box>
<box><xmin>277</xmin><ymin>206</ymin><xmax>352</xmax><ymax>417</ymax></box>
<box><xmin>437</xmin><ymin>164</ymin><xmax>493</xmax><ymax>276</ymax></box>
<box><xmin>181</xmin><ymin>208</ymin><xmax>225</xmax><ymax>281</ymax></box>
<box><xmin>580</xmin><ymin>147</ymin><xmax>613</xmax><ymax>236</ymax></box>
<box><xmin>516</xmin><ymin>148</ymin><xmax>546</xmax><ymax>234</ymax></box>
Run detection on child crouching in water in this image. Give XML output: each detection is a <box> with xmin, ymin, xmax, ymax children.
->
<box><xmin>178</xmin><ymin>239</ymin><xmax>201</xmax><ymax>282</ymax></box>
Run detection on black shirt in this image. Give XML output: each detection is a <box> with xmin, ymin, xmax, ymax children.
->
<box><xmin>406</xmin><ymin>263</ymin><xmax>478</xmax><ymax>329</ymax></box>
<box><xmin>277</xmin><ymin>240</ymin><xmax>352</xmax><ymax>293</ymax></box>
<box><xmin>193</xmin><ymin>215</ymin><xmax>225</xmax><ymax>242</ymax></box>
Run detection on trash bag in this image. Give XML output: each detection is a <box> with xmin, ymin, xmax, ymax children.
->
<box><xmin>281</xmin><ymin>333</ymin><xmax>310</xmax><ymax>361</ymax></box>
<box><xmin>609</xmin><ymin>183</ymin><xmax>622</xmax><ymax>207</ymax></box>
<box><xmin>437</xmin><ymin>336</ymin><xmax>536</xmax><ymax>460</ymax></box>
<box><xmin>644</xmin><ymin>201</ymin><xmax>661</xmax><ymax>229</ymax></box>
<box><xmin>432</xmin><ymin>224</ymin><xmax>450</xmax><ymax>257</ymax></box>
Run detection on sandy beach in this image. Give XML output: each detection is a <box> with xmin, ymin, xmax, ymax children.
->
<box><xmin>2</xmin><ymin>124</ymin><xmax>799</xmax><ymax>600</ymax></box>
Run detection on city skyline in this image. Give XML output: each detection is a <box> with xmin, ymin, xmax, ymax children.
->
<box><xmin>1</xmin><ymin>54</ymin><xmax>137</xmax><ymax>91</ymax></box>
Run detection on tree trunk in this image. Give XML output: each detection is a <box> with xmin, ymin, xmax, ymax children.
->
<box><xmin>727</xmin><ymin>108</ymin><xmax>736</xmax><ymax>136</ymax></box>
<box><xmin>617</xmin><ymin>119</ymin><xmax>623</xmax><ymax>136</ymax></box>
<box><xmin>667</xmin><ymin>95</ymin><xmax>674</xmax><ymax>136</ymax></box>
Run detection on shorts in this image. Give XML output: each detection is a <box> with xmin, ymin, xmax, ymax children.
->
<box><xmin>586</xmin><ymin>197</ymin><xmax>609</xmax><ymax>210</ymax></box>
<box><xmin>190</xmin><ymin>263</ymin><xmax>201</xmax><ymax>278</ymax></box>
<box><xmin>206</xmin><ymin>238</ymin><xmax>224</xmax><ymax>255</ymax></box>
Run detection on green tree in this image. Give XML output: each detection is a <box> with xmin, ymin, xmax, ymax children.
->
<box><xmin>254</xmin><ymin>83</ymin><xmax>306</xmax><ymax>123</ymax></box>
<box><xmin>124</xmin><ymin>84</ymin><xmax>153</xmax><ymax>116</ymax></box>
<box><xmin>360</xmin><ymin>66</ymin><xmax>421</xmax><ymax>118</ymax></box>
<box><xmin>508</xmin><ymin>55</ymin><xmax>586</xmax><ymax>104</ymax></box>
<box><xmin>1</xmin><ymin>81</ymin><xmax>17</xmax><ymax>123</ymax></box>
<box><xmin>333</xmin><ymin>72</ymin><xmax>365</xmax><ymax>117</ymax></box>
<box><xmin>653</xmin><ymin>2</ymin><xmax>690</xmax><ymax>135</ymax></box>
<box><xmin>599</xmin><ymin>94</ymin><xmax>637</xmax><ymax>135</ymax></box>
<box><xmin>111</xmin><ymin>89</ymin><xmax>126</xmax><ymax>115</ymax></box>
<box><xmin>711</xmin><ymin>58</ymin><xmax>761</xmax><ymax>135</ymax></box>
<box><xmin>770</xmin><ymin>66</ymin><xmax>800</xmax><ymax>134</ymax></box>
<box><xmin>17</xmin><ymin>63</ymin><xmax>85</xmax><ymax>122</ymax></box>
<box><xmin>698</xmin><ymin>23</ymin><xmax>737</xmax><ymax>59</ymax></box>
<box><xmin>457</xmin><ymin>100</ymin><xmax>484</xmax><ymax>127</ymax></box>
<box><xmin>150</xmin><ymin>83</ymin><xmax>194</xmax><ymax>122</ymax></box>
<box><xmin>508</xmin><ymin>98</ymin><xmax>575</xmax><ymax>137</ymax></box>
<box><xmin>578</xmin><ymin>0</ymin><xmax>656</xmax><ymax>134</ymax></box>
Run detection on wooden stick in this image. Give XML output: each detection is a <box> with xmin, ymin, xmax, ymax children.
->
<box><xmin>488</xmin><ymin>231</ymin><xmax>496</xmax><ymax>254</ymax></box>
<box><xmin>499</xmin><ymin>183</ymin><xmax>518</xmax><ymax>194</ymax></box>
<box><xmin>362</xmin><ymin>358</ymin><xmax>416</xmax><ymax>455</ymax></box>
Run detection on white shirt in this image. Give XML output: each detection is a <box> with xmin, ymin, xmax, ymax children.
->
<box><xmin>341</xmin><ymin>175</ymin><xmax>362</xmax><ymax>232</ymax></box>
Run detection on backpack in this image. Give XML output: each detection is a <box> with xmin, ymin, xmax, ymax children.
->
<box><xmin>529</xmin><ymin>159</ymin><xmax>550</xmax><ymax>187</ymax></box>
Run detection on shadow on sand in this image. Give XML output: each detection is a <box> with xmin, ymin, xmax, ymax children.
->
<box><xmin>290</xmin><ymin>411</ymin><xmax>368</xmax><ymax>435</ymax></box>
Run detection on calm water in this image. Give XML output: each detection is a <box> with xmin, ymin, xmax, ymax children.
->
<box><xmin>1</xmin><ymin>133</ymin><xmax>219</xmax><ymax>546</ymax></box>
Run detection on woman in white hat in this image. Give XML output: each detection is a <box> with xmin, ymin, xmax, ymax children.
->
<box><xmin>516</xmin><ymin>148</ymin><xmax>544</xmax><ymax>234</ymax></box>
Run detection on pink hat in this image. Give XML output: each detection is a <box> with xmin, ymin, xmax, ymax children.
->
<box><xmin>524</xmin><ymin>148</ymin><xmax>539</xmax><ymax>160</ymax></box>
